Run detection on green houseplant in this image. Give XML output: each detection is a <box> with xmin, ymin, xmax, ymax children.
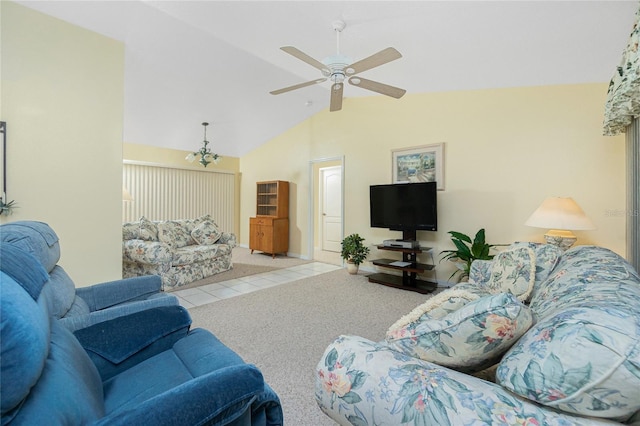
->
<box><xmin>0</xmin><ymin>198</ymin><xmax>17</xmax><ymax>216</ymax></box>
<box><xmin>341</xmin><ymin>233</ymin><xmax>370</xmax><ymax>274</ymax></box>
<box><xmin>440</xmin><ymin>229</ymin><xmax>501</xmax><ymax>281</ymax></box>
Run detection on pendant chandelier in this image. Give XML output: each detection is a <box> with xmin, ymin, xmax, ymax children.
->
<box><xmin>186</xmin><ymin>122</ymin><xmax>221</xmax><ymax>167</ymax></box>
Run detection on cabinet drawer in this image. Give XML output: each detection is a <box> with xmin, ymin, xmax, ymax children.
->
<box><xmin>250</xmin><ymin>217</ymin><xmax>274</xmax><ymax>226</ymax></box>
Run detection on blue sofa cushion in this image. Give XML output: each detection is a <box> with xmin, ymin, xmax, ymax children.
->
<box><xmin>42</xmin><ymin>265</ymin><xmax>77</xmax><ymax>318</ymax></box>
<box><xmin>0</xmin><ymin>273</ymin><xmax>50</xmax><ymax>419</ymax></box>
<box><xmin>0</xmin><ymin>244</ymin><xmax>49</xmax><ymax>300</ymax></box>
<box><xmin>75</xmin><ymin>306</ymin><xmax>191</xmax><ymax>364</ymax></box>
<box><xmin>0</xmin><ymin>220</ymin><xmax>60</xmax><ymax>272</ymax></box>
<box><xmin>8</xmin><ymin>322</ymin><xmax>105</xmax><ymax>425</ymax></box>
<box><xmin>101</xmin><ymin>364</ymin><xmax>266</xmax><ymax>426</ymax></box>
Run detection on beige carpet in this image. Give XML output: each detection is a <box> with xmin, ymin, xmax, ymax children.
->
<box><xmin>188</xmin><ymin>268</ymin><xmax>439</xmax><ymax>425</ymax></box>
<box><xmin>167</xmin><ymin>247</ymin><xmax>311</xmax><ymax>292</ymax></box>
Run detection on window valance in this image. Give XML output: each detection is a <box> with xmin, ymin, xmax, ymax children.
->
<box><xmin>603</xmin><ymin>5</ymin><xmax>640</xmax><ymax>136</ymax></box>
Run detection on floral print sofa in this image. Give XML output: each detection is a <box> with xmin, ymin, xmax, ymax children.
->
<box><xmin>123</xmin><ymin>215</ymin><xmax>236</xmax><ymax>290</ymax></box>
<box><xmin>316</xmin><ymin>243</ymin><xmax>640</xmax><ymax>425</ymax></box>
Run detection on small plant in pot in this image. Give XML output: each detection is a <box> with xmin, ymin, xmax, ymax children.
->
<box><xmin>341</xmin><ymin>233</ymin><xmax>370</xmax><ymax>275</ymax></box>
<box><xmin>440</xmin><ymin>228</ymin><xmax>502</xmax><ymax>282</ymax></box>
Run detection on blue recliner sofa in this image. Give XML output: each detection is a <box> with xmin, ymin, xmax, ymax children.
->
<box><xmin>0</xmin><ymin>221</ymin><xmax>178</xmax><ymax>331</ymax></box>
<box><xmin>0</xmin><ymin>243</ymin><xmax>284</xmax><ymax>425</ymax></box>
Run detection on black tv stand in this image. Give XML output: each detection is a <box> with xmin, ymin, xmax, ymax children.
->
<box><xmin>368</xmin><ymin>230</ymin><xmax>437</xmax><ymax>294</ymax></box>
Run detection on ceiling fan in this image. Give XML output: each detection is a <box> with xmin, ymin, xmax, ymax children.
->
<box><xmin>270</xmin><ymin>20</ymin><xmax>406</xmax><ymax>112</ymax></box>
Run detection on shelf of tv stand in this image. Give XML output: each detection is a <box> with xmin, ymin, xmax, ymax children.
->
<box><xmin>371</xmin><ymin>258</ymin><xmax>434</xmax><ymax>274</ymax></box>
<box><xmin>368</xmin><ymin>244</ymin><xmax>437</xmax><ymax>294</ymax></box>
<box><xmin>368</xmin><ymin>273</ymin><xmax>436</xmax><ymax>294</ymax></box>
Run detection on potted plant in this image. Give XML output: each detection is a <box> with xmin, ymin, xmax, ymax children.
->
<box><xmin>341</xmin><ymin>233</ymin><xmax>370</xmax><ymax>274</ymax></box>
<box><xmin>0</xmin><ymin>198</ymin><xmax>17</xmax><ymax>215</ymax></box>
<box><xmin>440</xmin><ymin>229</ymin><xmax>501</xmax><ymax>282</ymax></box>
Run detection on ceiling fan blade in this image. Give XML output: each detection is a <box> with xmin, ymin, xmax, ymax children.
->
<box><xmin>346</xmin><ymin>47</ymin><xmax>402</xmax><ymax>75</ymax></box>
<box><xmin>348</xmin><ymin>77</ymin><xmax>406</xmax><ymax>99</ymax></box>
<box><xmin>330</xmin><ymin>83</ymin><xmax>344</xmax><ymax>112</ymax></box>
<box><xmin>280</xmin><ymin>46</ymin><xmax>329</xmax><ymax>73</ymax></box>
<box><xmin>270</xmin><ymin>78</ymin><xmax>327</xmax><ymax>95</ymax></box>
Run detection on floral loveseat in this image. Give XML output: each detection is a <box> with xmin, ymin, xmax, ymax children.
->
<box><xmin>123</xmin><ymin>215</ymin><xmax>236</xmax><ymax>290</ymax></box>
<box><xmin>316</xmin><ymin>243</ymin><xmax>640</xmax><ymax>425</ymax></box>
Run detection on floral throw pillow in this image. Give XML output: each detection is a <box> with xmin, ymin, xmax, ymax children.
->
<box><xmin>387</xmin><ymin>288</ymin><xmax>486</xmax><ymax>335</ymax></box>
<box><xmin>138</xmin><ymin>216</ymin><xmax>158</xmax><ymax>241</ymax></box>
<box><xmin>386</xmin><ymin>292</ymin><xmax>534</xmax><ymax>372</ymax></box>
<box><xmin>497</xmin><ymin>307</ymin><xmax>640</xmax><ymax>419</ymax></box>
<box><xmin>157</xmin><ymin>221</ymin><xmax>193</xmax><ymax>248</ymax></box>
<box><xmin>486</xmin><ymin>247</ymin><xmax>536</xmax><ymax>302</ymax></box>
<box><xmin>191</xmin><ymin>220</ymin><xmax>222</xmax><ymax>245</ymax></box>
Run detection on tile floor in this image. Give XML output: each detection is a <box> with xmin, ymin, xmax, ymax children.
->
<box><xmin>173</xmin><ymin>262</ymin><xmax>342</xmax><ymax>308</ymax></box>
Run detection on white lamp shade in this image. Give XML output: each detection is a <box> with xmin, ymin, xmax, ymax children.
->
<box><xmin>525</xmin><ymin>197</ymin><xmax>595</xmax><ymax>231</ymax></box>
<box><xmin>122</xmin><ymin>186</ymin><xmax>134</xmax><ymax>202</ymax></box>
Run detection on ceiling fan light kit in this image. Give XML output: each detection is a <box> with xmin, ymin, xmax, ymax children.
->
<box><xmin>270</xmin><ymin>20</ymin><xmax>406</xmax><ymax>112</ymax></box>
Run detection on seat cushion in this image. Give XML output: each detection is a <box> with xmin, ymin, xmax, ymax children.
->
<box><xmin>103</xmin><ymin>328</ymin><xmax>246</xmax><ymax>413</ymax></box>
<box><xmin>172</xmin><ymin>244</ymin><xmax>224</xmax><ymax>266</ymax></box>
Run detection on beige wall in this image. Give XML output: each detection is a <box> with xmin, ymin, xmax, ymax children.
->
<box><xmin>240</xmin><ymin>84</ymin><xmax>627</xmax><ymax>280</ymax></box>
<box><xmin>1</xmin><ymin>2</ymin><xmax>125</xmax><ymax>286</ymax></box>
<box><xmin>123</xmin><ymin>143</ymin><xmax>241</xmax><ymax>236</ymax></box>
<box><xmin>2</xmin><ymin>1</ymin><xmax>626</xmax><ymax>285</ymax></box>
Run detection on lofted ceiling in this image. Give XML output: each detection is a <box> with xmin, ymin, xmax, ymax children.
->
<box><xmin>15</xmin><ymin>1</ymin><xmax>638</xmax><ymax>157</ymax></box>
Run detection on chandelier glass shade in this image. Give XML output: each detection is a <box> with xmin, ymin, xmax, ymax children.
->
<box><xmin>186</xmin><ymin>122</ymin><xmax>221</xmax><ymax>167</ymax></box>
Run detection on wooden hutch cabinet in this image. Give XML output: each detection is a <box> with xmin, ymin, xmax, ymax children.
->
<box><xmin>249</xmin><ymin>180</ymin><xmax>289</xmax><ymax>258</ymax></box>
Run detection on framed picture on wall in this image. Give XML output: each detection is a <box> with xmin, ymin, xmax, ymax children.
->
<box><xmin>392</xmin><ymin>142</ymin><xmax>445</xmax><ymax>190</ymax></box>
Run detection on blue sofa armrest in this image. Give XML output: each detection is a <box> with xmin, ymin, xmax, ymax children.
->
<box><xmin>76</xmin><ymin>275</ymin><xmax>164</xmax><ymax>311</ymax></box>
<box><xmin>74</xmin><ymin>305</ymin><xmax>191</xmax><ymax>380</ymax></box>
<box><xmin>96</xmin><ymin>364</ymin><xmax>274</xmax><ymax>426</ymax></box>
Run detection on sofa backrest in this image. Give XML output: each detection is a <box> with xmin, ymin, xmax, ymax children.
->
<box><xmin>0</xmin><ymin>221</ymin><xmax>60</xmax><ymax>272</ymax></box>
<box><xmin>529</xmin><ymin>245</ymin><xmax>640</xmax><ymax>318</ymax></box>
<box><xmin>0</xmin><ymin>221</ymin><xmax>77</xmax><ymax>319</ymax></box>
<box><xmin>122</xmin><ymin>214</ymin><xmax>222</xmax><ymax>248</ymax></box>
<box><xmin>497</xmin><ymin>245</ymin><xmax>640</xmax><ymax>421</ymax></box>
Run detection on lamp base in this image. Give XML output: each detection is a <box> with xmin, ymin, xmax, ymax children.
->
<box><xmin>543</xmin><ymin>230</ymin><xmax>577</xmax><ymax>251</ymax></box>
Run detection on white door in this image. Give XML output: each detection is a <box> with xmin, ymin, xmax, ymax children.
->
<box><xmin>320</xmin><ymin>166</ymin><xmax>342</xmax><ymax>252</ymax></box>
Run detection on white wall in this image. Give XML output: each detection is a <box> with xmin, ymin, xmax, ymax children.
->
<box><xmin>1</xmin><ymin>2</ymin><xmax>125</xmax><ymax>286</ymax></box>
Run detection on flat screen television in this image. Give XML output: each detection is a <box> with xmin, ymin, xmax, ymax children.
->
<box><xmin>370</xmin><ymin>182</ymin><xmax>437</xmax><ymax>237</ymax></box>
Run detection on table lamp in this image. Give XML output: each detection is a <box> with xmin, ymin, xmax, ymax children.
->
<box><xmin>123</xmin><ymin>186</ymin><xmax>134</xmax><ymax>202</ymax></box>
<box><xmin>525</xmin><ymin>197</ymin><xmax>595</xmax><ymax>250</ymax></box>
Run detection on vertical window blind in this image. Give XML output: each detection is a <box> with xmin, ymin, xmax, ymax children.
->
<box><xmin>123</xmin><ymin>161</ymin><xmax>235</xmax><ymax>232</ymax></box>
<box><xmin>627</xmin><ymin>120</ymin><xmax>640</xmax><ymax>271</ymax></box>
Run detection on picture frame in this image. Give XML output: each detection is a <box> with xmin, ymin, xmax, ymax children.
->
<box><xmin>392</xmin><ymin>142</ymin><xmax>445</xmax><ymax>190</ymax></box>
